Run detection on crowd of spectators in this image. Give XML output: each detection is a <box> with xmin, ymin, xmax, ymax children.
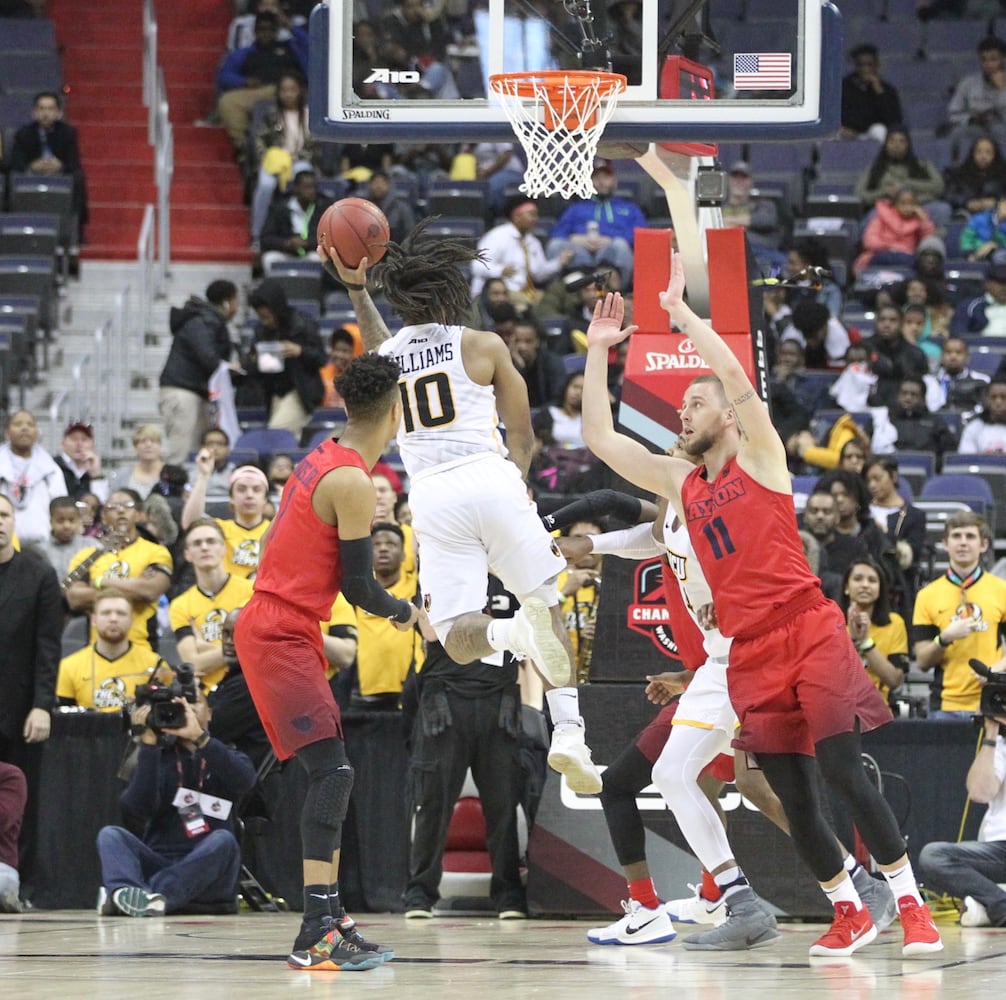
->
<box><xmin>6</xmin><ymin>0</ymin><xmax>1006</xmax><ymax>925</ymax></box>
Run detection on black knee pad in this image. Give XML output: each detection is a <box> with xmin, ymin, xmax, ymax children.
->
<box><xmin>302</xmin><ymin>763</ymin><xmax>354</xmax><ymax>860</ymax></box>
<box><xmin>299</xmin><ymin>739</ymin><xmax>355</xmax><ymax>860</ymax></box>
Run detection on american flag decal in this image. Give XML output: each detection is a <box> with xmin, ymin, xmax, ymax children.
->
<box><xmin>733</xmin><ymin>52</ymin><xmax>792</xmax><ymax>90</ymax></box>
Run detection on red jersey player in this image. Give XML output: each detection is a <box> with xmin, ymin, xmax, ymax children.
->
<box><xmin>235</xmin><ymin>353</ymin><xmax>418</xmax><ymax>972</ymax></box>
<box><xmin>580</xmin><ymin>268</ymin><xmax>941</xmax><ymax>960</ymax></box>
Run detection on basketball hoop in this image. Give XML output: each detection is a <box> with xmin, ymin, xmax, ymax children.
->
<box><xmin>489</xmin><ymin>70</ymin><xmax>627</xmax><ymax>201</ymax></box>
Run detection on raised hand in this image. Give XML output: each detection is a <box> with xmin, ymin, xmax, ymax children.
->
<box><xmin>658</xmin><ymin>250</ymin><xmax>687</xmax><ymax>313</ymax></box>
<box><xmin>586</xmin><ymin>292</ymin><xmax>636</xmax><ymax>350</ymax></box>
<box><xmin>318</xmin><ymin>245</ymin><xmax>370</xmax><ymax>290</ymax></box>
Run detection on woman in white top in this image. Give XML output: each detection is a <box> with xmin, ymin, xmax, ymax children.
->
<box><xmin>548</xmin><ymin>372</ymin><xmax>586</xmax><ymax>448</ymax></box>
<box><xmin>250</xmin><ymin>71</ymin><xmax>317</xmax><ymax>244</ymax></box>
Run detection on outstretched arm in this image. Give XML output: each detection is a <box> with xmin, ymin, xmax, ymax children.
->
<box><xmin>581</xmin><ymin>293</ymin><xmax>690</xmax><ymax>506</ymax></box>
<box><xmin>660</xmin><ymin>251</ymin><xmax>788</xmax><ymax>486</ymax></box>
<box><xmin>318</xmin><ymin>248</ymin><xmax>393</xmax><ymax>351</ymax></box>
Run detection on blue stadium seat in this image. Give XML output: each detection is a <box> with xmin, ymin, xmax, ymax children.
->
<box><xmin>305</xmin><ymin>427</ymin><xmax>338</xmax><ymax>450</ymax></box>
<box><xmin>0</xmin><ymin>214</ymin><xmax>60</xmax><ymax>258</ymax></box>
<box><xmin>0</xmin><ymin>92</ymin><xmax>33</xmax><ymax>128</ymax></box>
<box><xmin>0</xmin><ymin>17</ymin><xmax>57</xmax><ymax>51</ymax></box>
<box><xmin>816</xmin><ymin>139</ymin><xmax>881</xmax><ymax>178</ymax></box>
<box><xmin>288</xmin><ymin>298</ymin><xmax>322</xmax><ymax>319</ymax></box>
<box><xmin>236</xmin><ymin>406</ymin><xmax>268</xmax><ymax>431</ymax></box>
<box><xmin>894</xmin><ymin>450</ymin><xmax>936</xmax><ymax>495</ymax></box>
<box><xmin>425</xmin><ymin>181</ymin><xmax>489</xmax><ymax>221</ymax></box>
<box><xmin>0</xmin><ymin>256</ymin><xmax>56</xmax><ymax>337</ymax></box>
<box><xmin>235</xmin><ymin>428</ymin><xmax>298</xmax><ymax>460</ymax></box>
<box><xmin>267</xmin><ymin>258</ymin><xmax>324</xmax><ymax>304</ymax></box>
<box><xmin>0</xmin><ymin>51</ymin><xmax>61</xmax><ymax>93</ymax></box>
<box><xmin>317</xmin><ymin>177</ymin><xmax>349</xmax><ymax>202</ymax></box>
<box><xmin>920</xmin><ymin>473</ymin><xmax>996</xmax><ymax>535</ymax></box>
<box><xmin>941</xmin><ymin>455</ymin><xmax>1006</xmax><ymax>511</ymax></box>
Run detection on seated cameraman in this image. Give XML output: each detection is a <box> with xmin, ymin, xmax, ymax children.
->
<box><xmin>919</xmin><ymin>675</ymin><xmax>1006</xmax><ymax>927</ymax></box>
<box><xmin>96</xmin><ymin>676</ymin><xmax>256</xmax><ymax>917</ymax></box>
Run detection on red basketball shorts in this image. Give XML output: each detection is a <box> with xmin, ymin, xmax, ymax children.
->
<box><xmin>234</xmin><ymin>592</ymin><xmax>342</xmax><ymax>761</ymax></box>
<box><xmin>727</xmin><ymin>596</ymin><xmax>892</xmax><ymax>756</ymax></box>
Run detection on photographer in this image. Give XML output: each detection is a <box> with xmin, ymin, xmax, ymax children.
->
<box><xmin>919</xmin><ymin>697</ymin><xmax>1006</xmax><ymax>927</ymax></box>
<box><xmin>95</xmin><ymin>680</ymin><xmax>256</xmax><ymax>917</ymax></box>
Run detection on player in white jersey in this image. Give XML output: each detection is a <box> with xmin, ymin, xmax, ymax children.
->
<box><xmin>552</xmin><ymin>479</ymin><xmax>777</xmax><ymax>949</ymax></box>
<box><xmin>320</xmin><ymin>222</ymin><xmax>601</xmax><ymax>794</ymax></box>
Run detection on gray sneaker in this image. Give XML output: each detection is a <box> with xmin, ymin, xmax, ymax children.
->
<box><xmin>682</xmin><ymin>886</ymin><xmax>780</xmax><ymax>951</ymax></box>
<box><xmin>111</xmin><ymin>886</ymin><xmax>167</xmax><ymax>917</ymax></box>
<box><xmin>851</xmin><ymin>866</ymin><xmax>897</xmax><ymax>932</ymax></box>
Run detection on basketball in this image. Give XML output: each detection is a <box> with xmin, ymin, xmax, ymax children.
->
<box><xmin>317</xmin><ymin>198</ymin><xmax>391</xmax><ymax>268</ymax></box>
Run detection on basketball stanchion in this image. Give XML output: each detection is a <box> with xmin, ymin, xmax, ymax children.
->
<box><xmin>488</xmin><ymin>70</ymin><xmax>627</xmax><ymax>200</ymax></box>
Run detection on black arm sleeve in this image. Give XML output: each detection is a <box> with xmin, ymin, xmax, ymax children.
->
<box><xmin>542</xmin><ymin>490</ymin><xmax>644</xmax><ymax>532</ymax></box>
<box><xmin>340</xmin><ymin>536</ymin><xmax>414</xmax><ymax>623</ymax></box>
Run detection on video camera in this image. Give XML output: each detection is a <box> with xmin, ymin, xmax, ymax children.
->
<box><xmin>134</xmin><ymin>663</ymin><xmax>198</xmax><ymax>737</ymax></box>
<box><xmin>970</xmin><ymin>658</ymin><xmax>1006</xmax><ymax>718</ymax></box>
<box><xmin>563</xmin><ymin>268</ymin><xmax>615</xmax><ymax>295</ymax></box>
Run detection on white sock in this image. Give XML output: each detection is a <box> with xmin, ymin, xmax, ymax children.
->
<box><xmin>713</xmin><ymin>866</ymin><xmax>751</xmax><ymax>901</ymax></box>
<box><xmin>546</xmin><ymin>687</ymin><xmax>581</xmax><ymax>727</ymax></box>
<box><xmin>823</xmin><ymin>872</ymin><xmax>863</xmax><ymax>911</ymax></box>
<box><xmin>882</xmin><ymin>862</ymin><xmax>923</xmax><ymax>905</ymax></box>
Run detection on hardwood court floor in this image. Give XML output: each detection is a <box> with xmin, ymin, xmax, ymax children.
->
<box><xmin>1</xmin><ymin>911</ymin><xmax>1003</xmax><ymax>999</ymax></box>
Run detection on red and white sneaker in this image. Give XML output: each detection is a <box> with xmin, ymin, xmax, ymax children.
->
<box><xmin>898</xmin><ymin>896</ymin><xmax>943</xmax><ymax>957</ymax></box>
<box><xmin>809</xmin><ymin>901</ymin><xmax>877</xmax><ymax>957</ymax></box>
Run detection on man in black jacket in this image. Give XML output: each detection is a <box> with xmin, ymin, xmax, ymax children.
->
<box><xmin>509</xmin><ymin>317</ymin><xmax>568</xmax><ymax>408</ymax></box>
<box><xmin>889</xmin><ymin>376</ymin><xmax>959</xmax><ymax>458</ymax></box>
<box><xmin>259</xmin><ymin>169</ymin><xmax>333</xmax><ymax>274</ymax></box>
<box><xmin>862</xmin><ymin>306</ymin><xmax>929</xmax><ymax>409</ymax></box>
<box><xmin>245</xmin><ymin>278</ymin><xmax>325</xmax><ymax>436</ymax></box>
<box><xmin>96</xmin><ymin>689</ymin><xmax>256</xmax><ymax>916</ymax></box>
<box><xmin>9</xmin><ymin>91</ymin><xmax>89</xmax><ymax>235</ymax></box>
<box><xmin>0</xmin><ymin>493</ymin><xmax>60</xmax><ymax>905</ymax></box>
<box><xmin>158</xmin><ymin>280</ymin><xmax>238</xmax><ymax>465</ymax></box>
<box><xmin>839</xmin><ymin>44</ymin><xmax>903</xmax><ymax>142</ymax></box>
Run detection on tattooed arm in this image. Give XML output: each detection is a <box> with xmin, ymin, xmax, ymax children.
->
<box><xmin>318</xmin><ymin>248</ymin><xmax>393</xmax><ymax>351</ymax></box>
<box><xmin>659</xmin><ymin>251</ymin><xmax>790</xmax><ymax>490</ymax></box>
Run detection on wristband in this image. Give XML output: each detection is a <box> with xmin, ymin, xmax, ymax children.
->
<box><xmin>858</xmin><ymin>638</ymin><xmax>876</xmax><ymax>654</ymax></box>
<box><xmin>936</xmin><ymin>633</ymin><xmax>952</xmax><ymax>648</ymax></box>
<box><xmin>984</xmin><ymin>739</ymin><xmax>998</xmax><ymax>749</ymax></box>
<box><xmin>342</xmin><ymin>280</ymin><xmax>366</xmax><ymax>291</ymax></box>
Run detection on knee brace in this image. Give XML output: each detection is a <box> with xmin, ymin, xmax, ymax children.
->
<box><xmin>299</xmin><ymin>739</ymin><xmax>355</xmax><ymax>861</ymax></box>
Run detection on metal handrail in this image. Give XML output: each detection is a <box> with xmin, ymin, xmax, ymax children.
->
<box><xmin>143</xmin><ymin>0</ymin><xmax>158</xmax><ymax>143</ymax></box>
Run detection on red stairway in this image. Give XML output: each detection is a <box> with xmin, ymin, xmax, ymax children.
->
<box><xmin>50</xmin><ymin>0</ymin><xmax>252</xmax><ymax>263</ymax></box>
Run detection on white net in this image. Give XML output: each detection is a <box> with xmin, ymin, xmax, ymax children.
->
<box><xmin>489</xmin><ymin>71</ymin><xmax>627</xmax><ymax>201</ymax></box>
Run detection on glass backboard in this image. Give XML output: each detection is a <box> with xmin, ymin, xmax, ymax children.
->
<box><xmin>308</xmin><ymin>0</ymin><xmax>842</xmax><ymax>143</ymax></box>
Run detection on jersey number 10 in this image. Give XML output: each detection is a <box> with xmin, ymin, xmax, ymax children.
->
<box><xmin>399</xmin><ymin>373</ymin><xmax>457</xmax><ymax>432</ymax></box>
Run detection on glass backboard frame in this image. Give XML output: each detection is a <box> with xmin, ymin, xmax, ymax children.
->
<box><xmin>308</xmin><ymin>0</ymin><xmax>843</xmax><ymax>144</ymax></box>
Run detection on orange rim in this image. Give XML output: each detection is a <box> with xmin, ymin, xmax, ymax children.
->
<box><xmin>489</xmin><ymin>70</ymin><xmax>627</xmax><ymax>101</ymax></box>
<box><xmin>489</xmin><ymin>70</ymin><xmax>626</xmax><ymax>132</ymax></box>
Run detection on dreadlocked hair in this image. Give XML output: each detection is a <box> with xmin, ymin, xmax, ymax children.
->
<box><xmin>373</xmin><ymin>217</ymin><xmax>487</xmax><ymax>325</ymax></box>
<box><xmin>337</xmin><ymin>353</ymin><xmax>402</xmax><ymax>423</ymax></box>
